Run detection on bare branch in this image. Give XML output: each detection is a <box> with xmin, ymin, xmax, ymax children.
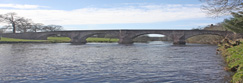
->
<box><xmin>201</xmin><ymin>0</ymin><xmax>243</xmax><ymax>17</ymax></box>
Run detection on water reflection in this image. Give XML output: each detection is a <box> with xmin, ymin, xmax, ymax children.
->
<box><xmin>0</xmin><ymin>42</ymin><xmax>229</xmax><ymax>83</ymax></box>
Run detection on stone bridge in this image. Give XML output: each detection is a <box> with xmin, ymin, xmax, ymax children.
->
<box><xmin>0</xmin><ymin>30</ymin><xmax>238</xmax><ymax>45</ymax></box>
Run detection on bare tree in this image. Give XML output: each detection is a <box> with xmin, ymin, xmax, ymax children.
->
<box><xmin>16</xmin><ymin>18</ymin><xmax>33</xmax><ymax>33</ymax></box>
<box><xmin>42</xmin><ymin>25</ymin><xmax>63</xmax><ymax>32</ymax></box>
<box><xmin>31</xmin><ymin>23</ymin><xmax>44</xmax><ymax>32</ymax></box>
<box><xmin>200</xmin><ymin>0</ymin><xmax>243</xmax><ymax>17</ymax></box>
<box><xmin>0</xmin><ymin>12</ymin><xmax>21</xmax><ymax>33</ymax></box>
<box><xmin>0</xmin><ymin>12</ymin><xmax>64</xmax><ymax>33</ymax></box>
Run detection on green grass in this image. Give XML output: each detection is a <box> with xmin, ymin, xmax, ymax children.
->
<box><xmin>47</xmin><ymin>37</ymin><xmax>71</xmax><ymax>43</ymax></box>
<box><xmin>86</xmin><ymin>37</ymin><xmax>119</xmax><ymax>42</ymax></box>
<box><xmin>0</xmin><ymin>37</ymin><xmax>119</xmax><ymax>43</ymax></box>
<box><xmin>226</xmin><ymin>44</ymin><xmax>243</xmax><ymax>83</ymax></box>
<box><xmin>47</xmin><ymin>37</ymin><xmax>119</xmax><ymax>43</ymax></box>
<box><xmin>219</xmin><ymin>40</ymin><xmax>243</xmax><ymax>83</ymax></box>
<box><xmin>0</xmin><ymin>37</ymin><xmax>47</xmax><ymax>42</ymax></box>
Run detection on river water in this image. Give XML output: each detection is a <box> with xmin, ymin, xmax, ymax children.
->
<box><xmin>0</xmin><ymin>41</ymin><xmax>229</xmax><ymax>83</ymax></box>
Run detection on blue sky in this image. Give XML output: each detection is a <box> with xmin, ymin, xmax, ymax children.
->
<box><xmin>0</xmin><ymin>0</ymin><xmax>228</xmax><ymax>30</ymax></box>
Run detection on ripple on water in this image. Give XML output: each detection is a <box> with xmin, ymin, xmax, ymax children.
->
<box><xmin>0</xmin><ymin>42</ymin><xmax>229</xmax><ymax>83</ymax></box>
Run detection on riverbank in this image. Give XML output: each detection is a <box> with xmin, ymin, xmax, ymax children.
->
<box><xmin>0</xmin><ymin>37</ymin><xmax>119</xmax><ymax>43</ymax></box>
<box><xmin>218</xmin><ymin>39</ymin><xmax>243</xmax><ymax>83</ymax></box>
<box><xmin>0</xmin><ymin>37</ymin><xmax>49</xmax><ymax>43</ymax></box>
<box><xmin>186</xmin><ymin>35</ymin><xmax>224</xmax><ymax>45</ymax></box>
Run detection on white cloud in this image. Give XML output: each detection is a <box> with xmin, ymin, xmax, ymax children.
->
<box><xmin>0</xmin><ymin>4</ymin><xmax>206</xmax><ymax>25</ymax></box>
<box><xmin>0</xmin><ymin>4</ymin><xmax>47</xmax><ymax>9</ymax></box>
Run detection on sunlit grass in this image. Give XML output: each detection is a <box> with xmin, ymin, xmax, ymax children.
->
<box><xmin>47</xmin><ymin>37</ymin><xmax>119</xmax><ymax>42</ymax></box>
<box><xmin>0</xmin><ymin>37</ymin><xmax>119</xmax><ymax>43</ymax></box>
<box><xmin>47</xmin><ymin>37</ymin><xmax>71</xmax><ymax>43</ymax></box>
<box><xmin>219</xmin><ymin>40</ymin><xmax>243</xmax><ymax>83</ymax></box>
<box><xmin>86</xmin><ymin>38</ymin><xmax>119</xmax><ymax>42</ymax></box>
<box><xmin>0</xmin><ymin>37</ymin><xmax>47</xmax><ymax>42</ymax></box>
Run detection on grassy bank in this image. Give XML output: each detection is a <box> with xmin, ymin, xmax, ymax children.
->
<box><xmin>218</xmin><ymin>39</ymin><xmax>243</xmax><ymax>83</ymax></box>
<box><xmin>187</xmin><ymin>35</ymin><xmax>224</xmax><ymax>45</ymax></box>
<box><xmin>47</xmin><ymin>37</ymin><xmax>71</xmax><ymax>43</ymax></box>
<box><xmin>0</xmin><ymin>37</ymin><xmax>119</xmax><ymax>43</ymax></box>
<box><xmin>0</xmin><ymin>37</ymin><xmax>48</xmax><ymax>43</ymax></box>
<box><xmin>86</xmin><ymin>38</ymin><xmax>119</xmax><ymax>42</ymax></box>
<box><xmin>48</xmin><ymin>37</ymin><xmax>119</xmax><ymax>43</ymax></box>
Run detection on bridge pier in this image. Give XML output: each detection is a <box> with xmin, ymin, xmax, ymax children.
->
<box><xmin>118</xmin><ymin>30</ymin><xmax>134</xmax><ymax>44</ymax></box>
<box><xmin>118</xmin><ymin>38</ymin><xmax>133</xmax><ymax>44</ymax></box>
<box><xmin>172</xmin><ymin>31</ymin><xmax>186</xmax><ymax>45</ymax></box>
<box><xmin>70</xmin><ymin>36</ymin><xmax>87</xmax><ymax>45</ymax></box>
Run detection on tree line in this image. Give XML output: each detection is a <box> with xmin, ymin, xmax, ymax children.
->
<box><xmin>0</xmin><ymin>12</ymin><xmax>63</xmax><ymax>33</ymax></box>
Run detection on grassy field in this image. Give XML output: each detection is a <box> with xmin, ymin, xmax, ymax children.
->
<box><xmin>86</xmin><ymin>38</ymin><xmax>119</xmax><ymax>42</ymax></box>
<box><xmin>0</xmin><ymin>37</ymin><xmax>119</xmax><ymax>43</ymax></box>
<box><xmin>0</xmin><ymin>37</ymin><xmax>47</xmax><ymax>42</ymax></box>
<box><xmin>48</xmin><ymin>37</ymin><xmax>119</xmax><ymax>43</ymax></box>
<box><xmin>219</xmin><ymin>40</ymin><xmax>243</xmax><ymax>83</ymax></box>
<box><xmin>47</xmin><ymin>37</ymin><xmax>71</xmax><ymax>43</ymax></box>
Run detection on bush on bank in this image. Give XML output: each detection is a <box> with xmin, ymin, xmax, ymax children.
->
<box><xmin>219</xmin><ymin>39</ymin><xmax>243</xmax><ymax>83</ymax></box>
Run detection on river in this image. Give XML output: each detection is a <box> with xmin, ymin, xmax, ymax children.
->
<box><xmin>0</xmin><ymin>41</ymin><xmax>229</xmax><ymax>83</ymax></box>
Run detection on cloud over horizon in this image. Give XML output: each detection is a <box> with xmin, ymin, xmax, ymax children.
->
<box><xmin>0</xmin><ymin>3</ymin><xmax>206</xmax><ymax>26</ymax></box>
<box><xmin>0</xmin><ymin>4</ymin><xmax>48</xmax><ymax>9</ymax></box>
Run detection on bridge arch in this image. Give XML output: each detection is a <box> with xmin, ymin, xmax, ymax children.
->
<box><xmin>131</xmin><ymin>33</ymin><xmax>167</xmax><ymax>39</ymax></box>
<box><xmin>82</xmin><ymin>33</ymin><xmax>106</xmax><ymax>39</ymax></box>
<box><xmin>185</xmin><ymin>32</ymin><xmax>227</xmax><ymax>40</ymax></box>
<box><xmin>118</xmin><ymin>31</ymin><xmax>172</xmax><ymax>44</ymax></box>
<box><xmin>183</xmin><ymin>31</ymin><xmax>231</xmax><ymax>44</ymax></box>
<box><xmin>186</xmin><ymin>34</ymin><xmax>224</xmax><ymax>44</ymax></box>
<box><xmin>132</xmin><ymin>33</ymin><xmax>168</xmax><ymax>43</ymax></box>
<box><xmin>71</xmin><ymin>32</ymin><xmax>119</xmax><ymax>44</ymax></box>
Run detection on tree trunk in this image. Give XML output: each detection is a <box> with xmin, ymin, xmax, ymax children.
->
<box><xmin>12</xmin><ymin>22</ymin><xmax>16</xmax><ymax>33</ymax></box>
<box><xmin>11</xmin><ymin>15</ymin><xmax>16</xmax><ymax>33</ymax></box>
<box><xmin>24</xmin><ymin>28</ymin><xmax>27</xmax><ymax>33</ymax></box>
<box><xmin>34</xmin><ymin>27</ymin><xmax>37</xmax><ymax>32</ymax></box>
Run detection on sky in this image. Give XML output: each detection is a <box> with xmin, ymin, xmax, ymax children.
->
<box><xmin>0</xmin><ymin>0</ymin><xmax>229</xmax><ymax>30</ymax></box>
